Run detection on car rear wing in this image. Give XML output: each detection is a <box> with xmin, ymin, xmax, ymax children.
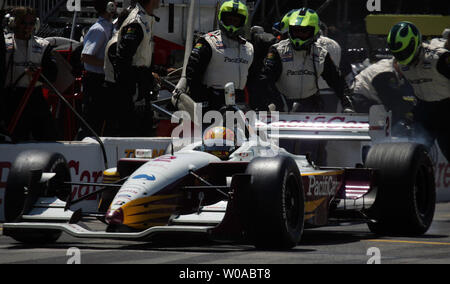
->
<box><xmin>256</xmin><ymin>105</ymin><xmax>392</xmax><ymax>142</ymax></box>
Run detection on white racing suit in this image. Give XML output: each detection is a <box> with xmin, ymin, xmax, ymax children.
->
<box><xmin>259</xmin><ymin>39</ymin><xmax>354</xmax><ymax>113</ymax></box>
<box><xmin>183</xmin><ymin>30</ymin><xmax>254</xmax><ymax>111</ymax></box>
<box><xmin>2</xmin><ymin>34</ymin><xmax>57</xmax><ymax>141</ymax></box>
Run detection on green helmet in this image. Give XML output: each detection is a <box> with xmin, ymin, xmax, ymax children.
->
<box><xmin>387</xmin><ymin>22</ymin><xmax>422</xmax><ymax>65</ymax></box>
<box><xmin>288</xmin><ymin>8</ymin><xmax>320</xmax><ymax>50</ymax></box>
<box><xmin>218</xmin><ymin>0</ymin><xmax>248</xmax><ymax>38</ymax></box>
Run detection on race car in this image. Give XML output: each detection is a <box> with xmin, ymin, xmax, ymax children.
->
<box><xmin>1</xmin><ymin>107</ymin><xmax>436</xmax><ymax>249</ymax></box>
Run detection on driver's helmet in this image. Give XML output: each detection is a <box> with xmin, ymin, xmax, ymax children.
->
<box><xmin>203</xmin><ymin>127</ymin><xmax>236</xmax><ymax>160</ymax></box>
<box><xmin>387</xmin><ymin>21</ymin><xmax>422</xmax><ymax>66</ymax></box>
<box><xmin>288</xmin><ymin>8</ymin><xmax>320</xmax><ymax>50</ymax></box>
<box><xmin>218</xmin><ymin>0</ymin><xmax>248</xmax><ymax>38</ymax></box>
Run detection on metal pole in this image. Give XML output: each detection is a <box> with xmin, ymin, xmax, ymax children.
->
<box><xmin>7</xmin><ymin>68</ymin><xmax>42</xmax><ymax>135</ymax></box>
<box><xmin>39</xmin><ymin>72</ymin><xmax>109</xmax><ymax>169</ymax></box>
<box><xmin>70</xmin><ymin>11</ymin><xmax>78</xmax><ymax>40</ymax></box>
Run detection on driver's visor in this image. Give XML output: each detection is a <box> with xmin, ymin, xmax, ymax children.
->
<box><xmin>221</xmin><ymin>12</ymin><xmax>245</xmax><ymax>28</ymax></box>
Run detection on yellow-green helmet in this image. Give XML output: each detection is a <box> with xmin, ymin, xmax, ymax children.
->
<box><xmin>288</xmin><ymin>8</ymin><xmax>320</xmax><ymax>50</ymax></box>
<box><xmin>387</xmin><ymin>22</ymin><xmax>422</xmax><ymax>65</ymax></box>
<box><xmin>218</xmin><ymin>0</ymin><xmax>248</xmax><ymax>38</ymax></box>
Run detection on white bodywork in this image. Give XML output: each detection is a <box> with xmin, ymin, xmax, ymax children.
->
<box><xmin>1</xmin><ymin>105</ymin><xmax>446</xmax><ymax>239</ymax></box>
<box><xmin>109</xmin><ymin>151</ymin><xmax>220</xmax><ymax>212</ymax></box>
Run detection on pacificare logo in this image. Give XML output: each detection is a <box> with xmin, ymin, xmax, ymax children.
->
<box><xmin>224</xmin><ymin>57</ymin><xmax>249</xmax><ymax>64</ymax></box>
<box><xmin>286</xmin><ymin>69</ymin><xmax>315</xmax><ymax>76</ymax></box>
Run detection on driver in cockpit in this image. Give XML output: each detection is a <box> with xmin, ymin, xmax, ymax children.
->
<box><xmin>200</xmin><ymin>127</ymin><xmax>237</xmax><ymax>160</ymax></box>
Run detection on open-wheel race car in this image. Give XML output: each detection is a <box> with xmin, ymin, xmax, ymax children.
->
<box><xmin>1</xmin><ymin>106</ymin><xmax>436</xmax><ymax>249</ymax></box>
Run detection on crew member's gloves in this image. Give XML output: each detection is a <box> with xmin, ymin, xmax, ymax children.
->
<box><xmin>341</xmin><ymin>95</ymin><xmax>356</xmax><ymax>113</ymax></box>
<box><xmin>171</xmin><ymin>77</ymin><xmax>188</xmax><ymax>107</ymax></box>
<box><xmin>268</xmin><ymin>103</ymin><xmax>276</xmax><ymax>112</ymax></box>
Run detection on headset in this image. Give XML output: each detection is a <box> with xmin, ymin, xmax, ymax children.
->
<box><xmin>6</xmin><ymin>9</ymin><xmax>40</xmax><ymax>34</ymax></box>
<box><xmin>106</xmin><ymin>1</ymin><xmax>117</xmax><ymax>14</ymax></box>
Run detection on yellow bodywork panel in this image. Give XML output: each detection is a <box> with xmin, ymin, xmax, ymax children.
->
<box><xmin>366</xmin><ymin>14</ymin><xmax>450</xmax><ymax>35</ymax></box>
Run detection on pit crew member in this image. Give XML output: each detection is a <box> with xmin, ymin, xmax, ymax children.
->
<box><xmin>246</xmin><ymin>26</ymin><xmax>277</xmax><ymax>110</ymax></box>
<box><xmin>259</xmin><ymin>8</ymin><xmax>355</xmax><ymax>113</ymax></box>
<box><xmin>429</xmin><ymin>28</ymin><xmax>449</xmax><ymax>49</ymax></box>
<box><xmin>2</xmin><ymin>6</ymin><xmax>58</xmax><ymax>141</ymax></box>
<box><xmin>387</xmin><ymin>21</ymin><xmax>450</xmax><ymax>161</ymax></box>
<box><xmin>79</xmin><ymin>0</ymin><xmax>116</xmax><ymax>138</ymax></box>
<box><xmin>351</xmin><ymin>57</ymin><xmax>416</xmax><ymax>136</ymax></box>
<box><xmin>174</xmin><ymin>0</ymin><xmax>254</xmax><ymax>112</ymax></box>
<box><xmin>114</xmin><ymin>0</ymin><xmax>160</xmax><ymax>136</ymax></box>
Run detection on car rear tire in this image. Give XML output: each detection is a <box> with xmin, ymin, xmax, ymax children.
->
<box><xmin>365</xmin><ymin>143</ymin><xmax>435</xmax><ymax>236</ymax></box>
<box><xmin>4</xmin><ymin>150</ymin><xmax>71</xmax><ymax>244</ymax></box>
<box><xmin>244</xmin><ymin>155</ymin><xmax>305</xmax><ymax>249</ymax></box>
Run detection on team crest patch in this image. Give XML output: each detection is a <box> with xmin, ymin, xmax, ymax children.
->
<box><xmin>194</xmin><ymin>43</ymin><xmax>203</xmax><ymax>49</ymax></box>
<box><xmin>6</xmin><ymin>42</ymin><xmax>14</xmax><ymax>52</ymax></box>
<box><xmin>267</xmin><ymin>52</ymin><xmax>275</xmax><ymax>60</ymax></box>
<box><xmin>281</xmin><ymin>51</ymin><xmax>293</xmax><ymax>62</ymax></box>
<box><xmin>215</xmin><ymin>41</ymin><xmax>225</xmax><ymax>49</ymax></box>
<box><xmin>32</xmin><ymin>44</ymin><xmax>43</xmax><ymax>53</ymax></box>
<box><xmin>126</xmin><ymin>27</ymin><xmax>136</xmax><ymax>34</ymax></box>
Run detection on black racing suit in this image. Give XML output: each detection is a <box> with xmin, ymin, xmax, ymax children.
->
<box><xmin>247</xmin><ymin>31</ymin><xmax>277</xmax><ymax>110</ymax></box>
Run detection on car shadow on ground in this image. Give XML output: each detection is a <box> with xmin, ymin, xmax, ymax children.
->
<box><xmin>300</xmin><ymin>227</ymin><xmax>448</xmax><ymax>246</ymax></box>
<box><xmin>3</xmin><ymin>227</ymin><xmax>447</xmax><ymax>252</ymax></box>
<box><xmin>3</xmin><ymin>231</ymin><xmax>316</xmax><ymax>253</ymax></box>
<box><xmin>300</xmin><ymin>229</ymin><xmax>375</xmax><ymax>246</ymax></box>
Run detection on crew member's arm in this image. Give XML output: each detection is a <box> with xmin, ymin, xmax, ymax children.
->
<box><xmin>81</xmin><ymin>27</ymin><xmax>107</xmax><ymax>67</ymax></box>
<box><xmin>259</xmin><ymin>46</ymin><xmax>284</xmax><ymax>110</ymax></box>
<box><xmin>321</xmin><ymin>53</ymin><xmax>355</xmax><ymax>112</ymax></box>
<box><xmin>80</xmin><ymin>54</ymin><xmax>104</xmax><ymax>67</ymax></box>
<box><xmin>248</xmin><ymin>32</ymin><xmax>276</xmax><ymax>77</ymax></box>
<box><xmin>436</xmin><ymin>51</ymin><xmax>450</xmax><ymax>79</ymax></box>
<box><xmin>184</xmin><ymin>37</ymin><xmax>212</xmax><ymax>102</ymax></box>
<box><xmin>41</xmin><ymin>45</ymin><xmax>57</xmax><ymax>83</ymax></box>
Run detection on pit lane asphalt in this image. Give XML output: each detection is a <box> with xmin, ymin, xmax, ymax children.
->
<box><xmin>1</xmin><ymin>202</ymin><xmax>450</xmax><ymax>264</ymax></box>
